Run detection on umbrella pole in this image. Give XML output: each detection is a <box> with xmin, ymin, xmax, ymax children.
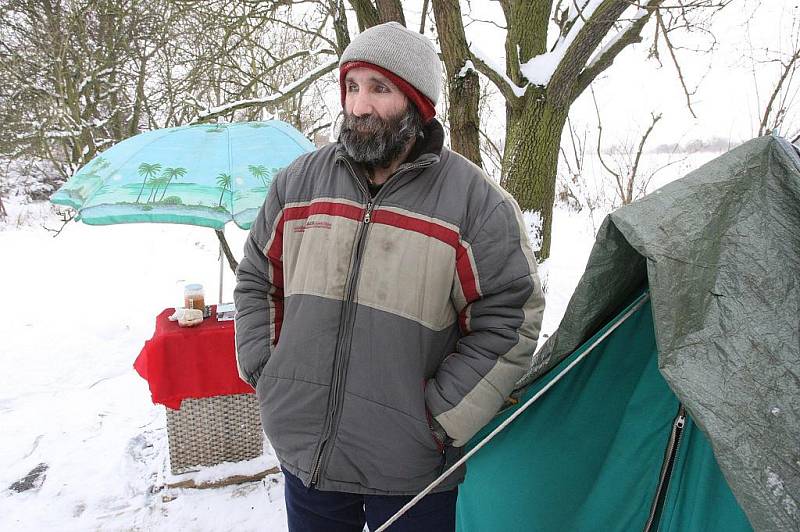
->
<box><xmin>219</xmin><ymin>242</ymin><xmax>224</xmax><ymax>305</ymax></box>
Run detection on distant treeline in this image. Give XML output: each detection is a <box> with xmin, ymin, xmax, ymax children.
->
<box><xmin>652</xmin><ymin>137</ymin><xmax>737</xmax><ymax>154</ymax></box>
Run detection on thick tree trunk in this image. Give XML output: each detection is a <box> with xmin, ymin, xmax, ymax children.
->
<box><xmin>375</xmin><ymin>0</ymin><xmax>405</xmax><ymax>25</ymax></box>
<box><xmin>129</xmin><ymin>55</ymin><xmax>149</xmax><ymax>137</ymax></box>
<box><xmin>502</xmin><ymin>97</ymin><xmax>568</xmax><ymax>260</ymax></box>
<box><xmin>349</xmin><ymin>0</ymin><xmax>379</xmax><ymax>30</ymax></box>
<box><xmin>431</xmin><ymin>0</ymin><xmax>482</xmax><ymax>167</ymax></box>
<box><xmin>489</xmin><ymin>0</ymin><xmax>662</xmax><ymax>262</ymax></box>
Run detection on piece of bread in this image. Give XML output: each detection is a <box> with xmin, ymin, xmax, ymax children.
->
<box><xmin>178</xmin><ymin>308</ymin><xmax>204</xmax><ymax>327</ymax></box>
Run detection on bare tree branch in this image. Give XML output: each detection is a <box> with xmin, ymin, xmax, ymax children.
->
<box><xmin>628</xmin><ymin>111</ymin><xmax>662</xmax><ymax>201</ymax></box>
<box><xmin>758</xmin><ymin>45</ymin><xmax>800</xmax><ymax>135</ymax></box>
<box><xmin>193</xmin><ymin>58</ymin><xmax>339</xmax><ymax>123</ymax></box>
<box><xmin>479</xmin><ymin>126</ymin><xmax>503</xmax><ymax>163</ymax></box>
<box><xmin>43</xmin><ymin>208</ymin><xmax>75</xmax><ymax>237</ymax></box>
<box><xmin>420</xmin><ymin>0</ymin><xmax>430</xmax><ymax>34</ymax></box>
<box><xmin>591</xmin><ymin>87</ymin><xmax>623</xmax><ymax>198</ymax></box>
<box><xmin>656</xmin><ymin>8</ymin><xmax>697</xmax><ymax>118</ymax></box>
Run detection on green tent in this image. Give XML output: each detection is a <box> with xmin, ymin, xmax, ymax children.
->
<box><xmin>457</xmin><ymin>134</ymin><xmax>799</xmax><ymax>531</ymax></box>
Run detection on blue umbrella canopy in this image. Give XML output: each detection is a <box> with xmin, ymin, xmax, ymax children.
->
<box><xmin>51</xmin><ymin>121</ymin><xmax>315</xmax><ymax>230</ymax></box>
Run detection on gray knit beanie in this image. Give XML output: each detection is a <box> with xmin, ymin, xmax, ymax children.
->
<box><xmin>339</xmin><ymin>22</ymin><xmax>442</xmax><ymax>108</ymax></box>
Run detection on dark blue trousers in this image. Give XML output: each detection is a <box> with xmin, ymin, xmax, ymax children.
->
<box><xmin>282</xmin><ymin>468</ymin><xmax>458</xmax><ymax>532</ymax></box>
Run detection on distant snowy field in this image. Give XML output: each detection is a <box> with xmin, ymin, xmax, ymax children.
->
<box><xmin>0</xmin><ymin>148</ymin><xmax>722</xmax><ymax>530</ymax></box>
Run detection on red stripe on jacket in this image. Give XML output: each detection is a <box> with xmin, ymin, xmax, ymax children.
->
<box><xmin>369</xmin><ymin>209</ymin><xmax>460</xmax><ymax>248</ymax></box>
<box><xmin>455</xmin><ymin>245</ymin><xmax>480</xmax><ymax>333</ymax></box>
<box><xmin>284</xmin><ymin>201</ymin><xmax>364</xmax><ymax>222</ymax></box>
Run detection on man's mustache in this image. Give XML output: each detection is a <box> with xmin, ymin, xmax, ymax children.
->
<box><xmin>343</xmin><ymin>113</ymin><xmax>387</xmax><ymax>132</ymax></box>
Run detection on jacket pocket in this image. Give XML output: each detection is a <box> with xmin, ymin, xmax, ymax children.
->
<box><xmin>324</xmin><ymin>392</ymin><xmax>444</xmax><ymax>490</ymax></box>
<box><xmin>256</xmin><ymin>375</ymin><xmax>328</xmax><ymax>471</ymax></box>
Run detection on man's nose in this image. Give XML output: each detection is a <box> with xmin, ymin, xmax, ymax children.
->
<box><xmin>350</xmin><ymin>92</ymin><xmax>373</xmax><ymax>117</ymax></box>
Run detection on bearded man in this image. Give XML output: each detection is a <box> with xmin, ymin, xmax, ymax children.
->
<box><xmin>234</xmin><ymin>21</ymin><xmax>545</xmax><ymax>532</ymax></box>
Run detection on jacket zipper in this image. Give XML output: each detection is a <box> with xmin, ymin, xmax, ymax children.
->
<box><xmin>643</xmin><ymin>404</ymin><xmax>686</xmax><ymax>532</ymax></box>
<box><xmin>309</xmin><ymin>157</ymin><xmax>431</xmax><ymax>486</ymax></box>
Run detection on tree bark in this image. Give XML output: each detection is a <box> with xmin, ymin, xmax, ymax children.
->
<box><xmin>375</xmin><ymin>0</ymin><xmax>405</xmax><ymax>25</ymax></box>
<box><xmin>349</xmin><ymin>0</ymin><xmax>379</xmax><ymax>30</ymax></box>
<box><xmin>331</xmin><ymin>0</ymin><xmax>351</xmax><ymax>54</ymax></box>
<box><xmin>215</xmin><ymin>230</ymin><xmax>239</xmax><ymax>273</ymax></box>
<box><xmin>502</xmin><ymin>95</ymin><xmax>568</xmax><ymax>260</ymax></box>
<box><xmin>431</xmin><ymin>0</ymin><xmax>482</xmax><ymax>167</ymax></box>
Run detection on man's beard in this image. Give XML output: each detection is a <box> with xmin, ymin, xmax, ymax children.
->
<box><xmin>339</xmin><ymin>104</ymin><xmax>424</xmax><ymax>169</ymax></box>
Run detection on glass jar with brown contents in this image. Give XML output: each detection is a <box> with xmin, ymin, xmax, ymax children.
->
<box><xmin>184</xmin><ymin>283</ymin><xmax>205</xmax><ymax>312</ymax></box>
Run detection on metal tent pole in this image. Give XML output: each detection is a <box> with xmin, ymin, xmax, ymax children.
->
<box><xmin>218</xmin><ymin>228</ymin><xmax>224</xmax><ymax>305</ymax></box>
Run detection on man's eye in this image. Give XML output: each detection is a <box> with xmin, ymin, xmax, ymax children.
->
<box><xmin>376</xmin><ymin>85</ymin><xmax>389</xmax><ymax>93</ymax></box>
<box><xmin>347</xmin><ymin>84</ymin><xmax>359</xmax><ymax>92</ymax></box>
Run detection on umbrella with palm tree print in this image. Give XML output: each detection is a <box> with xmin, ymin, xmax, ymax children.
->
<box><xmin>51</xmin><ymin>120</ymin><xmax>315</xmax><ymax>274</ymax></box>
<box><xmin>52</xmin><ymin>121</ymin><xmax>314</xmax><ymax>231</ymax></box>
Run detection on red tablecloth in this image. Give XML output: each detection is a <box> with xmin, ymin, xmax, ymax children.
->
<box><xmin>134</xmin><ymin>307</ymin><xmax>253</xmax><ymax>409</ymax></box>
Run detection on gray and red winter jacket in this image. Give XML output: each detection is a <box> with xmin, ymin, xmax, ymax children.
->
<box><xmin>234</xmin><ymin>120</ymin><xmax>545</xmax><ymax>495</ymax></box>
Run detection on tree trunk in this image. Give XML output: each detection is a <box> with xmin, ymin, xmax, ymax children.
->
<box><xmin>129</xmin><ymin>54</ymin><xmax>149</xmax><ymax>137</ymax></box>
<box><xmin>215</xmin><ymin>230</ymin><xmax>239</xmax><ymax>273</ymax></box>
<box><xmin>349</xmin><ymin>0</ymin><xmax>379</xmax><ymax>31</ymax></box>
<box><xmin>331</xmin><ymin>0</ymin><xmax>351</xmax><ymax>54</ymax></box>
<box><xmin>502</xmin><ymin>96</ymin><xmax>568</xmax><ymax>260</ymax></box>
<box><xmin>376</xmin><ymin>0</ymin><xmax>405</xmax><ymax>25</ymax></box>
<box><xmin>431</xmin><ymin>0</ymin><xmax>482</xmax><ymax>167</ymax></box>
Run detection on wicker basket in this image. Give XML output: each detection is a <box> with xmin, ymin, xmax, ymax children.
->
<box><xmin>165</xmin><ymin>393</ymin><xmax>264</xmax><ymax>475</ymax></box>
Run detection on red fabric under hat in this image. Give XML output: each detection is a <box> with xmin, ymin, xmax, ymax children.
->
<box><xmin>339</xmin><ymin>61</ymin><xmax>436</xmax><ymax>124</ymax></box>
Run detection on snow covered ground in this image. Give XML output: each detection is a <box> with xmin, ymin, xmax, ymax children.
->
<box><xmin>0</xmin><ymin>189</ymin><xmax>600</xmax><ymax>531</ymax></box>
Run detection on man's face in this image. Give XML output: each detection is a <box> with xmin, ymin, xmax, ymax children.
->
<box><xmin>340</xmin><ymin>67</ymin><xmax>423</xmax><ymax>169</ymax></box>
<box><xmin>344</xmin><ymin>67</ymin><xmax>407</xmax><ymax>121</ymax></box>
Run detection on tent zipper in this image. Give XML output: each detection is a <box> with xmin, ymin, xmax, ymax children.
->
<box><xmin>643</xmin><ymin>404</ymin><xmax>686</xmax><ymax>532</ymax></box>
<box><xmin>309</xmin><ymin>157</ymin><xmax>430</xmax><ymax>486</ymax></box>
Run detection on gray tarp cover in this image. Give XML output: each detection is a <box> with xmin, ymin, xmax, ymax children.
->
<box><xmin>521</xmin><ymin>134</ymin><xmax>799</xmax><ymax>531</ymax></box>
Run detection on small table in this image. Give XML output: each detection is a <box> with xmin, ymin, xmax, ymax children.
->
<box><xmin>134</xmin><ymin>306</ymin><xmax>253</xmax><ymax>409</ymax></box>
<box><xmin>135</xmin><ymin>307</ymin><xmax>263</xmax><ymax>474</ymax></box>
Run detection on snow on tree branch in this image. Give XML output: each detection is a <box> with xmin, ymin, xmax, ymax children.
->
<box><xmin>457</xmin><ymin>60</ymin><xmax>476</xmax><ymax>78</ymax></box>
<box><xmin>519</xmin><ymin>0</ymin><xmax>604</xmax><ymax>87</ymax></box>
<box><xmin>585</xmin><ymin>6</ymin><xmax>651</xmax><ymax>71</ymax></box>
<box><xmin>468</xmin><ymin>43</ymin><xmax>527</xmax><ymax>101</ymax></box>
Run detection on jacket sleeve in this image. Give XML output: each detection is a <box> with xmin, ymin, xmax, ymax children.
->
<box><xmin>234</xmin><ymin>175</ymin><xmax>286</xmax><ymax>389</ymax></box>
<box><xmin>425</xmin><ymin>198</ymin><xmax>545</xmax><ymax>447</ymax></box>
